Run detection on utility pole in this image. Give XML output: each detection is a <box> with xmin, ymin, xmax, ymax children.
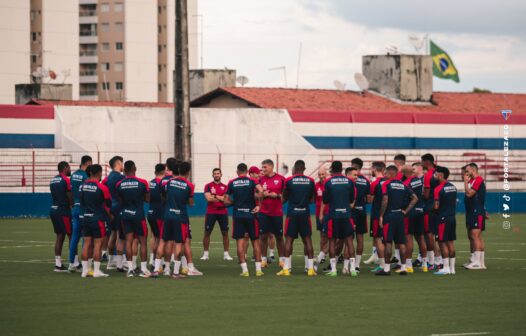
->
<box><xmin>175</xmin><ymin>0</ymin><xmax>191</xmax><ymax>162</ymax></box>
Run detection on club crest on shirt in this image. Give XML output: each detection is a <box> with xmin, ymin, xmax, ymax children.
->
<box><xmin>274</xmin><ymin>180</ymin><xmax>279</xmax><ymax>185</ymax></box>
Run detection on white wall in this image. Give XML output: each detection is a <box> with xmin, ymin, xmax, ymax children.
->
<box><xmin>188</xmin><ymin>0</ymin><xmax>199</xmax><ymax>69</ymax></box>
<box><xmin>0</xmin><ymin>0</ymin><xmax>30</xmax><ymax>104</ymax></box>
<box><xmin>41</xmin><ymin>0</ymin><xmax>79</xmax><ymax>100</ymax></box>
<box><xmin>124</xmin><ymin>0</ymin><xmax>157</xmax><ymax>102</ymax></box>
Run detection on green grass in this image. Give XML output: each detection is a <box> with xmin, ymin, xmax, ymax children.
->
<box><xmin>0</xmin><ymin>215</ymin><xmax>525</xmax><ymax>336</ymax></box>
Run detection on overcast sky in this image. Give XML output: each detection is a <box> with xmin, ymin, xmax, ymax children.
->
<box><xmin>199</xmin><ymin>0</ymin><xmax>526</xmax><ymax>93</ymax></box>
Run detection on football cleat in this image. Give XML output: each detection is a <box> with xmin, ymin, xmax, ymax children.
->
<box><xmin>139</xmin><ymin>270</ymin><xmax>151</xmax><ymax>278</ymax></box>
<box><xmin>200</xmin><ymin>255</ymin><xmax>209</xmax><ymax>261</ymax></box>
<box><xmin>181</xmin><ymin>268</ymin><xmax>189</xmax><ymax>276</ymax></box>
<box><xmin>342</xmin><ymin>267</ymin><xmax>350</xmax><ymax>275</ymax></box>
<box><xmin>412</xmin><ymin>259</ymin><xmax>422</xmax><ymax>268</ymax></box>
<box><xmin>127</xmin><ymin>270</ymin><xmax>136</xmax><ymax>278</ymax></box>
<box><xmin>433</xmin><ymin>270</ymin><xmax>450</xmax><ymax>275</ymax></box>
<box><xmin>464</xmin><ymin>263</ymin><xmax>482</xmax><ymax>270</ymax></box>
<box><xmin>350</xmin><ymin>270</ymin><xmax>358</xmax><ymax>277</ymax></box>
<box><xmin>276</xmin><ymin>269</ymin><xmax>290</xmax><ymax>276</ymax></box>
<box><xmin>224</xmin><ymin>255</ymin><xmax>234</xmax><ymax>261</ymax></box>
<box><xmin>398</xmin><ymin>270</ymin><xmax>407</xmax><ymax>276</ymax></box>
<box><xmin>307</xmin><ymin>268</ymin><xmax>317</xmax><ymax>276</ymax></box>
<box><xmin>261</xmin><ymin>260</ymin><xmax>268</xmax><ymax>268</ymax></box>
<box><xmin>279</xmin><ymin>261</ymin><xmax>285</xmax><ymax>268</ymax></box>
<box><xmin>255</xmin><ymin>270</ymin><xmax>264</xmax><ymax>277</ymax></box>
<box><xmin>269</xmin><ymin>255</ymin><xmax>276</xmax><ymax>262</ymax></box>
<box><xmin>422</xmin><ymin>265</ymin><xmax>428</xmax><ymax>273</ymax></box>
<box><xmin>93</xmin><ymin>270</ymin><xmax>109</xmax><ymax>278</ymax></box>
<box><xmin>370</xmin><ymin>266</ymin><xmax>383</xmax><ymax>272</ymax></box>
<box><xmin>81</xmin><ymin>272</ymin><xmax>88</xmax><ymax>278</ymax></box>
<box><xmin>87</xmin><ymin>270</ymin><xmax>94</xmax><ymax>277</ymax></box>
<box><xmin>54</xmin><ymin>265</ymin><xmax>68</xmax><ymax>273</ymax></box>
<box><xmin>171</xmin><ymin>273</ymin><xmax>186</xmax><ymax>279</ymax></box>
<box><xmin>355</xmin><ymin>267</ymin><xmax>361</xmax><ymax>273</ymax></box>
<box><xmin>406</xmin><ymin>267</ymin><xmax>414</xmax><ymax>274</ymax></box>
<box><xmin>325</xmin><ymin>271</ymin><xmax>337</xmax><ymax>277</ymax></box>
<box><xmin>187</xmin><ymin>269</ymin><xmax>203</xmax><ymax>276</ymax></box>
<box><xmin>163</xmin><ymin>268</ymin><xmax>171</xmax><ymax>276</ymax></box>
<box><xmin>375</xmin><ymin>269</ymin><xmax>391</xmax><ymax>276</ymax></box>
<box><xmin>240</xmin><ymin>271</ymin><xmax>250</xmax><ymax>277</ymax></box>
<box><xmin>150</xmin><ymin>271</ymin><xmax>160</xmax><ymax>278</ymax></box>
<box><xmin>116</xmin><ymin>267</ymin><xmax>126</xmax><ymax>273</ymax></box>
<box><xmin>363</xmin><ymin>254</ymin><xmax>377</xmax><ymax>265</ymax></box>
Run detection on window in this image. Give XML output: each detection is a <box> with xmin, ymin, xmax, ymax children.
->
<box><xmin>158</xmin><ymin>25</ymin><xmax>162</xmax><ymax>33</ymax></box>
<box><xmin>101</xmin><ymin>3</ymin><xmax>109</xmax><ymax>12</ymax></box>
<box><xmin>115</xmin><ymin>42</ymin><xmax>123</xmax><ymax>50</ymax></box>
<box><xmin>158</xmin><ymin>64</ymin><xmax>162</xmax><ymax>72</ymax></box>
<box><xmin>32</xmin><ymin>32</ymin><xmax>37</xmax><ymax>41</ymax></box>
<box><xmin>158</xmin><ymin>45</ymin><xmax>162</xmax><ymax>53</ymax></box>
<box><xmin>102</xmin><ymin>82</ymin><xmax>110</xmax><ymax>90</ymax></box>
<box><xmin>101</xmin><ymin>63</ymin><xmax>110</xmax><ymax>71</ymax></box>
<box><xmin>158</xmin><ymin>6</ymin><xmax>162</xmax><ymax>14</ymax></box>
<box><xmin>101</xmin><ymin>23</ymin><xmax>110</xmax><ymax>32</ymax></box>
<box><xmin>115</xmin><ymin>62</ymin><xmax>123</xmax><ymax>71</ymax></box>
<box><xmin>115</xmin><ymin>3</ymin><xmax>123</xmax><ymax>12</ymax></box>
<box><xmin>115</xmin><ymin>22</ymin><xmax>123</xmax><ymax>32</ymax></box>
<box><xmin>158</xmin><ymin>84</ymin><xmax>162</xmax><ymax>92</ymax></box>
<box><xmin>101</xmin><ymin>43</ymin><xmax>110</xmax><ymax>51</ymax></box>
<box><xmin>30</xmin><ymin>11</ymin><xmax>37</xmax><ymax>21</ymax></box>
<box><xmin>116</xmin><ymin>82</ymin><xmax>123</xmax><ymax>90</ymax></box>
<box><xmin>31</xmin><ymin>55</ymin><xmax>37</xmax><ymax>63</ymax></box>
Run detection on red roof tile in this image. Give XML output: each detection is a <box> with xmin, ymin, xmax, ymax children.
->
<box><xmin>29</xmin><ymin>99</ymin><xmax>175</xmax><ymax>108</ymax></box>
<box><xmin>194</xmin><ymin>87</ymin><xmax>526</xmax><ymax>114</ymax></box>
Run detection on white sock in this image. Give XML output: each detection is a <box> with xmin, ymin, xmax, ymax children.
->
<box><xmin>317</xmin><ymin>252</ymin><xmax>325</xmax><ymax>263</ymax></box>
<box><xmin>181</xmin><ymin>256</ymin><xmax>188</xmax><ymax>269</ymax></box>
<box><xmin>154</xmin><ymin>258</ymin><xmax>161</xmax><ymax>272</ymax></box>
<box><xmin>372</xmin><ymin>247</ymin><xmax>377</xmax><ymax>257</ymax></box>
<box><xmin>473</xmin><ymin>251</ymin><xmax>481</xmax><ymax>265</ymax></box>
<box><xmin>343</xmin><ymin>259</ymin><xmax>350</xmax><ymax>271</ymax></box>
<box><xmin>307</xmin><ymin>258</ymin><xmax>314</xmax><ymax>270</ymax></box>
<box><xmin>223</xmin><ymin>251</ymin><xmax>230</xmax><ymax>257</ymax></box>
<box><xmin>240</xmin><ymin>262</ymin><xmax>248</xmax><ymax>273</ymax></box>
<box><xmin>55</xmin><ymin>256</ymin><xmax>61</xmax><ymax>267</ymax></box>
<box><xmin>304</xmin><ymin>255</ymin><xmax>308</xmax><ymax>268</ymax></box>
<box><xmin>141</xmin><ymin>261</ymin><xmax>148</xmax><ymax>273</ymax></box>
<box><xmin>88</xmin><ymin>258</ymin><xmax>93</xmax><ymax>269</ymax></box>
<box><xmin>395</xmin><ymin>249</ymin><xmax>401</xmax><ymax>262</ymax></box>
<box><xmin>330</xmin><ymin>258</ymin><xmax>337</xmax><ymax>273</ymax></box>
<box><xmin>102</xmin><ymin>250</ymin><xmax>108</xmax><ymax>257</ymax></box>
<box><xmin>188</xmin><ymin>263</ymin><xmax>195</xmax><ymax>271</ymax></box>
<box><xmin>279</xmin><ymin>256</ymin><xmax>285</xmax><ymax>265</ymax></box>
<box><xmin>356</xmin><ymin>255</ymin><xmax>362</xmax><ymax>267</ymax></box>
<box><xmin>164</xmin><ymin>262</ymin><xmax>171</xmax><ymax>274</ymax></box>
<box><xmin>81</xmin><ymin>260</ymin><xmax>88</xmax><ymax>274</ymax></box>
<box><xmin>127</xmin><ymin>260</ymin><xmax>133</xmax><ymax>271</ymax></box>
<box><xmin>108</xmin><ymin>254</ymin><xmax>114</xmax><ymax>264</ymax></box>
<box><xmin>470</xmin><ymin>252</ymin><xmax>474</xmax><ymax>263</ymax></box>
<box><xmin>269</xmin><ymin>248</ymin><xmax>275</xmax><ymax>257</ymax></box>
<box><xmin>255</xmin><ymin>262</ymin><xmax>262</xmax><ymax>272</ymax></box>
<box><xmin>443</xmin><ymin>258</ymin><xmax>450</xmax><ymax>273</ymax></box>
<box><xmin>149</xmin><ymin>253</ymin><xmax>154</xmax><ymax>265</ymax></box>
<box><xmin>417</xmin><ymin>253</ymin><xmax>422</xmax><ymax>262</ymax></box>
<box><xmin>428</xmin><ymin>251</ymin><xmax>435</xmax><ymax>265</ymax></box>
<box><xmin>401</xmin><ymin>264</ymin><xmax>406</xmax><ymax>271</ymax></box>
<box><xmin>132</xmin><ymin>256</ymin><xmax>137</xmax><ymax>269</ymax></box>
<box><xmin>422</xmin><ymin>257</ymin><xmax>428</xmax><ymax>266</ymax></box>
<box><xmin>480</xmin><ymin>251</ymin><xmax>485</xmax><ymax>266</ymax></box>
<box><xmin>116</xmin><ymin>255</ymin><xmax>123</xmax><ymax>268</ymax></box>
<box><xmin>437</xmin><ymin>255</ymin><xmax>443</xmax><ymax>265</ymax></box>
<box><xmin>123</xmin><ymin>253</ymin><xmax>127</xmax><ymax>261</ymax></box>
<box><xmin>203</xmin><ymin>251</ymin><xmax>209</xmax><ymax>258</ymax></box>
<box><xmin>284</xmin><ymin>257</ymin><xmax>290</xmax><ymax>270</ymax></box>
<box><xmin>73</xmin><ymin>255</ymin><xmax>79</xmax><ymax>266</ymax></box>
<box><xmin>171</xmin><ymin>254</ymin><xmax>175</xmax><ymax>263</ymax></box>
<box><xmin>94</xmin><ymin>261</ymin><xmax>101</xmax><ymax>273</ymax></box>
<box><xmin>262</xmin><ymin>256</ymin><xmax>267</xmax><ymax>263</ymax></box>
<box><xmin>406</xmin><ymin>258</ymin><xmax>412</xmax><ymax>268</ymax></box>
<box><xmin>350</xmin><ymin>258</ymin><xmax>356</xmax><ymax>272</ymax></box>
<box><xmin>384</xmin><ymin>263</ymin><xmax>391</xmax><ymax>272</ymax></box>
<box><xmin>174</xmin><ymin>260</ymin><xmax>181</xmax><ymax>274</ymax></box>
<box><xmin>379</xmin><ymin>257</ymin><xmax>385</xmax><ymax>268</ymax></box>
<box><xmin>450</xmin><ymin>257</ymin><xmax>456</xmax><ymax>274</ymax></box>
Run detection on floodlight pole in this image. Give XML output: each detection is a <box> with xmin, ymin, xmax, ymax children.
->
<box><xmin>175</xmin><ymin>0</ymin><xmax>192</xmax><ymax>162</ymax></box>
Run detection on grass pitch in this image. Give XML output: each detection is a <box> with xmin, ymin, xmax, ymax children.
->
<box><xmin>0</xmin><ymin>215</ymin><xmax>525</xmax><ymax>336</ymax></box>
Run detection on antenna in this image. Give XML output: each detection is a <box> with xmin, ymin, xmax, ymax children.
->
<box><xmin>269</xmin><ymin>66</ymin><xmax>287</xmax><ymax>88</ymax></box>
<box><xmin>354</xmin><ymin>73</ymin><xmax>369</xmax><ymax>93</ymax></box>
<box><xmin>61</xmin><ymin>69</ymin><xmax>71</xmax><ymax>84</ymax></box>
<box><xmin>236</xmin><ymin>76</ymin><xmax>249</xmax><ymax>87</ymax></box>
<box><xmin>385</xmin><ymin>44</ymin><xmax>400</xmax><ymax>55</ymax></box>
<box><xmin>333</xmin><ymin>80</ymin><xmax>346</xmax><ymax>91</ymax></box>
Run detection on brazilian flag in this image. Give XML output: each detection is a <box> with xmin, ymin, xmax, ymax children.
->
<box><xmin>430</xmin><ymin>40</ymin><xmax>460</xmax><ymax>83</ymax></box>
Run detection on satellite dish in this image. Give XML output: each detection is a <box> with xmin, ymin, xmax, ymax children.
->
<box><xmin>409</xmin><ymin>34</ymin><xmax>427</xmax><ymax>54</ymax></box>
<box><xmin>333</xmin><ymin>80</ymin><xmax>346</xmax><ymax>91</ymax></box>
<box><xmin>49</xmin><ymin>70</ymin><xmax>57</xmax><ymax>80</ymax></box>
<box><xmin>236</xmin><ymin>76</ymin><xmax>249</xmax><ymax>87</ymax></box>
<box><xmin>354</xmin><ymin>73</ymin><xmax>369</xmax><ymax>92</ymax></box>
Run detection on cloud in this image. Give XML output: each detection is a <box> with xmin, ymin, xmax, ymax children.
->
<box><xmin>200</xmin><ymin>0</ymin><xmax>526</xmax><ymax>93</ymax></box>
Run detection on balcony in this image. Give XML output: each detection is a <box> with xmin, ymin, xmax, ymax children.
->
<box><xmin>79</xmin><ymin>50</ymin><xmax>98</xmax><ymax>64</ymax></box>
<box><xmin>79</xmin><ymin>0</ymin><xmax>97</xmax><ymax>4</ymax></box>
<box><xmin>79</xmin><ymin>89</ymin><xmax>98</xmax><ymax>101</ymax></box>
<box><xmin>79</xmin><ymin>33</ymin><xmax>97</xmax><ymax>44</ymax></box>
<box><xmin>79</xmin><ymin>12</ymin><xmax>97</xmax><ymax>25</ymax></box>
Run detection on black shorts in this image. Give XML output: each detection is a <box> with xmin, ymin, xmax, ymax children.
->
<box><xmin>232</xmin><ymin>217</ymin><xmax>259</xmax><ymax>240</ymax></box>
<box><xmin>122</xmin><ymin>218</ymin><xmax>148</xmax><ymax>237</ymax></box>
<box><xmin>438</xmin><ymin>216</ymin><xmax>456</xmax><ymax>242</ymax></box>
<box><xmin>370</xmin><ymin>216</ymin><xmax>382</xmax><ymax>238</ymax></box>
<box><xmin>259</xmin><ymin>213</ymin><xmax>283</xmax><ymax>236</ymax></box>
<box><xmin>109</xmin><ymin>208</ymin><xmax>120</xmax><ymax>231</ymax></box>
<box><xmin>325</xmin><ymin>217</ymin><xmax>355</xmax><ymax>239</ymax></box>
<box><xmin>383</xmin><ymin>212</ymin><xmax>406</xmax><ymax>244</ymax></box>
<box><xmin>410</xmin><ymin>209</ymin><xmax>425</xmax><ymax>236</ymax></box>
<box><xmin>162</xmin><ymin>219</ymin><xmax>189</xmax><ymax>243</ymax></box>
<box><xmin>50</xmin><ymin>212</ymin><xmax>72</xmax><ymax>235</ymax></box>
<box><xmin>316</xmin><ymin>215</ymin><xmax>323</xmax><ymax>231</ymax></box>
<box><xmin>205</xmin><ymin>213</ymin><xmax>229</xmax><ymax>232</ymax></box>
<box><xmin>424</xmin><ymin>212</ymin><xmax>438</xmax><ymax>235</ymax></box>
<box><xmin>82</xmin><ymin>220</ymin><xmax>107</xmax><ymax>239</ymax></box>
<box><xmin>352</xmin><ymin>208</ymin><xmax>367</xmax><ymax>234</ymax></box>
<box><xmin>466</xmin><ymin>213</ymin><xmax>486</xmax><ymax>231</ymax></box>
<box><xmin>147</xmin><ymin>215</ymin><xmax>163</xmax><ymax>238</ymax></box>
<box><xmin>285</xmin><ymin>214</ymin><xmax>312</xmax><ymax>239</ymax></box>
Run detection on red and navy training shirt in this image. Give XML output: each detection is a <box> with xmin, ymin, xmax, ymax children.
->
<box><xmin>116</xmin><ymin>176</ymin><xmax>149</xmax><ymax>221</ymax></box>
<box><xmin>284</xmin><ymin>174</ymin><xmax>315</xmax><ymax>216</ymax></box>
<box><xmin>322</xmin><ymin>174</ymin><xmax>356</xmax><ymax>219</ymax></box>
<box><xmin>204</xmin><ymin>181</ymin><xmax>228</xmax><ymax>215</ymax></box>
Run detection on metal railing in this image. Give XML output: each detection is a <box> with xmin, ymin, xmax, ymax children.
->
<box><xmin>79</xmin><ymin>70</ymin><xmax>97</xmax><ymax>76</ymax></box>
<box><xmin>80</xmin><ymin>50</ymin><xmax>97</xmax><ymax>57</ymax></box>
<box><xmin>80</xmin><ymin>31</ymin><xmax>97</xmax><ymax>36</ymax></box>
<box><xmin>79</xmin><ymin>10</ymin><xmax>97</xmax><ymax>17</ymax></box>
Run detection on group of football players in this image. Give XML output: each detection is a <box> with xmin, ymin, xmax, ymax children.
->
<box><xmin>48</xmin><ymin>153</ymin><xmax>487</xmax><ymax>278</ymax></box>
